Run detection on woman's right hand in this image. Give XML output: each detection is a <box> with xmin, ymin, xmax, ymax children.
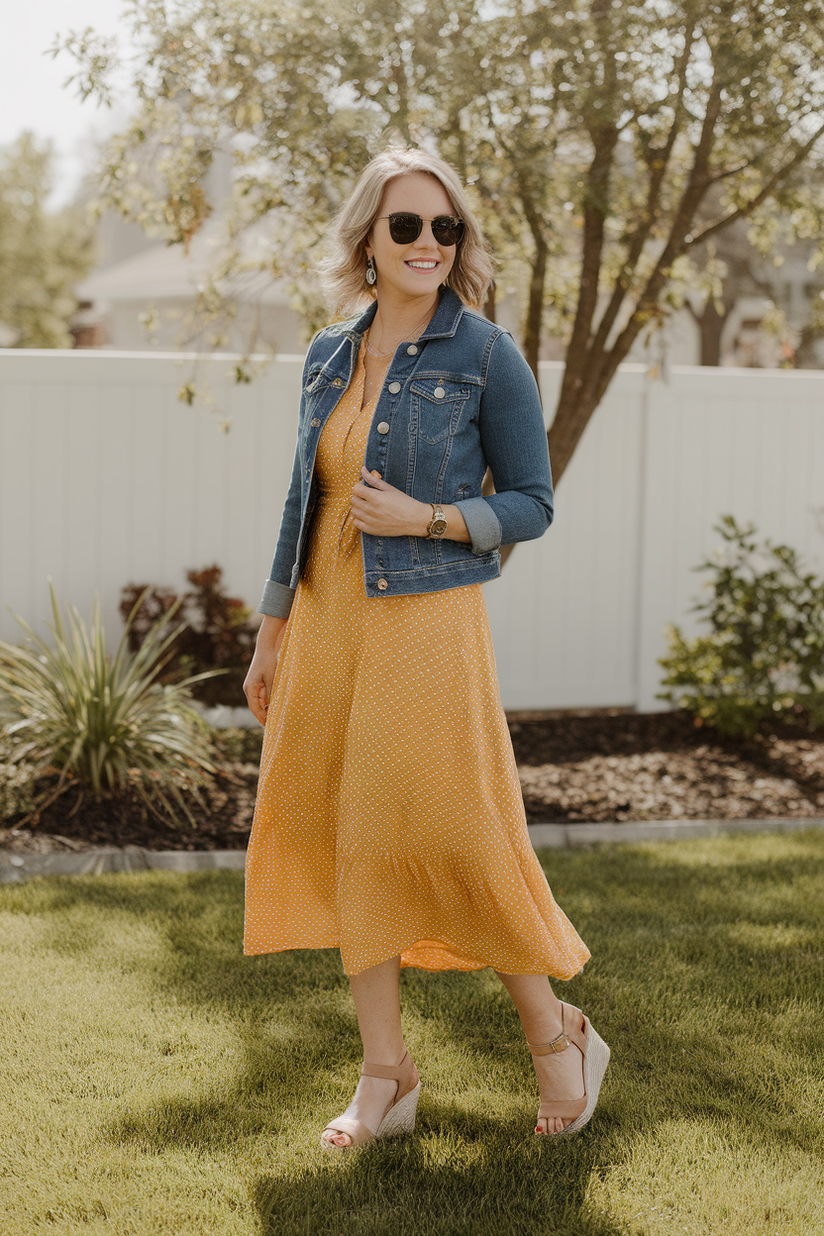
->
<box><xmin>243</xmin><ymin>615</ymin><xmax>288</xmax><ymax>725</ymax></box>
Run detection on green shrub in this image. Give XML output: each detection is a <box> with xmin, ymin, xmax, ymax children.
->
<box><xmin>0</xmin><ymin>584</ymin><xmax>218</xmax><ymax>824</ymax></box>
<box><xmin>210</xmin><ymin>726</ymin><xmax>263</xmax><ymax>766</ymax></box>
<box><xmin>658</xmin><ymin>515</ymin><xmax>824</xmax><ymax>736</ymax></box>
<box><xmin>120</xmin><ymin>566</ymin><xmax>259</xmax><ymax>707</ymax></box>
<box><xmin>0</xmin><ymin>732</ymin><xmax>39</xmax><ymax>822</ymax></box>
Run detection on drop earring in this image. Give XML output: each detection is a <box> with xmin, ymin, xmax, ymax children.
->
<box><xmin>365</xmin><ymin>256</ymin><xmax>377</xmax><ymax>286</ymax></box>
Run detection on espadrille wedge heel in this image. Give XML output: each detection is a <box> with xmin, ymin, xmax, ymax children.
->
<box><xmin>528</xmin><ymin>1002</ymin><xmax>610</xmax><ymax>1137</ymax></box>
<box><xmin>320</xmin><ymin>1050</ymin><xmax>421</xmax><ymax>1150</ymax></box>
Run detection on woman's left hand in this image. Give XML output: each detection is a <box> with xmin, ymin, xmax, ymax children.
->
<box><xmin>350</xmin><ymin>468</ymin><xmax>429</xmax><ymax>537</ymax></box>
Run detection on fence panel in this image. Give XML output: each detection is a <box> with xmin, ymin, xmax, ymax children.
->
<box><xmin>1</xmin><ymin>350</ymin><xmax>823</xmax><ymax>710</ymax></box>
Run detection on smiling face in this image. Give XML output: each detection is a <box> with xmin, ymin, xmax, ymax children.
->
<box><xmin>365</xmin><ymin>172</ymin><xmax>458</xmax><ymax>304</ymax></box>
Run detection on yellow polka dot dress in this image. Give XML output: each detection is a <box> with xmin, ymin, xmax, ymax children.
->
<box><xmin>244</xmin><ymin>343</ymin><xmax>591</xmax><ymax>978</ymax></box>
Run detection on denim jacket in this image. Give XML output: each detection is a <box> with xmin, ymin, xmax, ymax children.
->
<box><xmin>258</xmin><ymin>287</ymin><xmax>553</xmax><ymax>618</ymax></box>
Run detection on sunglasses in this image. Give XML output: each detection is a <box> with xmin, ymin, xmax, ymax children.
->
<box><xmin>377</xmin><ymin>212</ymin><xmax>465</xmax><ymax>247</ymax></box>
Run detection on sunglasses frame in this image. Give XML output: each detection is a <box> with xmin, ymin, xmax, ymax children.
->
<box><xmin>376</xmin><ymin>212</ymin><xmax>465</xmax><ymax>247</ymax></box>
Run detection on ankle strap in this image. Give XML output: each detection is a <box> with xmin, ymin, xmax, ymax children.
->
<box><xmin>528</xmin><ymin>1031</ymin><xmax>571</xmax><ymax>1056</ymax></box>
<box><xmin>527</xmin><ymin>1003</ymin><xmax>586</xmax><ymax>1057</ymax></box>
<box><xmin>361</xmin><ymin>1050</ymin><xmax>409</xmax><ymax>1080</ymax></box>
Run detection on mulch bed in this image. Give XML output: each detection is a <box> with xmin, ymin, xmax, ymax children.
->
<box><xmin>510</xmin><ymin>708</ymin><xmax>824</xmax><ymax>824</ymax></box>
<box><xmin>2</xmin><ymin>710</ymin><xmax>824</xmax><ymax>856</ymax></box>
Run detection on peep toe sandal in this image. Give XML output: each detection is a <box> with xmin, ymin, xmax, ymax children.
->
<box><xmin>320</xmin><ymin>1049</ymin><xmax>421</xmax><ymax>1150</ymax></box>
<box><xmin>528</xmin><ymin>1001</ymin><xmax>610</xmax><ymax>1137</ymax></box>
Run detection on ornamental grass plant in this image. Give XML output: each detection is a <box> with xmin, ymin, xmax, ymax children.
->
<box><xmin>0</xmin><ymin>584</ymin><xmax>217</xmax><ymax>824</ymax></box>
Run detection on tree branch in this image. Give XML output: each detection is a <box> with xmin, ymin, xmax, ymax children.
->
<box><xmin>519</xmin><ymin>189</ymin><xmax>549</xmax><ymax>382</ymax></box>
<box><xmin>687</xmin><ymin>120</ymin><xmax>824</xmax><ymax>249</ymax></box>
<box><xmin>580</xmin><ymin>78</ymin><xmax>725</xmax><ymax>412</ymax></box>
<box><xmin>587</xmin><ymin>24</ymin><xmax>696</xmax><ymax>359</ymax></box>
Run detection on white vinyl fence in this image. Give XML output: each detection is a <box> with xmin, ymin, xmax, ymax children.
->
<box><xmin>1</xmin><ymin>349</ymin><xmax>823</xmax><ymax>711</ymax></box>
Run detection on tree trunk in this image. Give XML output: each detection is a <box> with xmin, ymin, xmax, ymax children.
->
<box><xmin>521</xmin><ymin>229</ymin><xmax>547</xmax><ymax>385</ymax></box>
<box><xmin>697</xmin><ymin>298</ymin><xmax>725</xmax><ymax>365</ymax></box>
<box><xmin>547</xmin><ymin>387</ymin><xmax>600</xmax><ymax>486</ymax></box>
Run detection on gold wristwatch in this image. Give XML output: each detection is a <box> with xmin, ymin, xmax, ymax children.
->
<box><xmin>426</xmin><ymin>503</ymin><xmax>448</xmax><ymax>539</ymax></box>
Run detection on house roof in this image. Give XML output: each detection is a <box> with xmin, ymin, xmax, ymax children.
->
<box><xmin>77</xmin><ymin>223</ymin><xmax>292</xmax><ymax>305</ymax></box>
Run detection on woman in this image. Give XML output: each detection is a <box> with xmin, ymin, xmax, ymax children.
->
<box><xmin>242</xmin><ymin>148</ymin><xmax>609</xmax><ymax>1148</ymax></box>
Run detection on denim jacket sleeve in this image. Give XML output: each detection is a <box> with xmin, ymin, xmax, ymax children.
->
<box><xmin>457</xmin><ymin>330</ymin><xmax>554</xmax><ymax>554</ymax></box>
<box><xmin>257</xmin><ymin>350</ymin><xmax>315</xmax><ymax>619</ymax></box>
<box><xmin>258</xmin><ymin>434</ymin><xmax>301</xmax><ymax>618</ymax></box>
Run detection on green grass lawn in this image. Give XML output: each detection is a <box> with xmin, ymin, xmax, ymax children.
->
<box><xmin>1</xmin><ymin>831</ymin><xmax>822</xmax><ymax>1236</ymax></box>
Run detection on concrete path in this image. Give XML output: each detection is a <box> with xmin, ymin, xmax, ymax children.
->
<box><xmin>2</xmin><ymin>816</ymin><xmax>823</xmax><ymax>885</ymax></box>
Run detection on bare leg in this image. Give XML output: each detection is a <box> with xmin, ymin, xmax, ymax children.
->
<box><xmin>495</xmin><ymin>971</ymin><xmax>585</xmax><ymax>1135</ymax></box>
<box><xmin>323</xmin><ymin>955</ymin><xmax>408</xmax><ymax>1148</ymax></box>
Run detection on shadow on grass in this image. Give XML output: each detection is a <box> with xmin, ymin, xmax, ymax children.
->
<box><xmin>253</xmin><ymin>1120</ymin><xmax>626</xmax><ymax>1236</ymax></box>
<box><xmin>8</xmin><ymin>833</ymin><xmax>824</xmax><ymax>1201</ymax></box>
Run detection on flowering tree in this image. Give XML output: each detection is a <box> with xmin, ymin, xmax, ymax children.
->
<box><xmin>60</xmin><ymin>0</ymin><xmax>824</xmax><ymax>480</ymax></box>
<box><xmin>0</xmin><ymin>133</ymin><xmax>94</xmax><ymax>348</ymax></box>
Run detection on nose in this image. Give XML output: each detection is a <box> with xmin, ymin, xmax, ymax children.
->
<box><xmin>412</xmin><ymin>222</ymin><xmax>440</xmax><ymax>247</ymax></box>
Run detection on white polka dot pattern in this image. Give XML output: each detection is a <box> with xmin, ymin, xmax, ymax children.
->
<box><xmin>244</xmin><ymin>344</ymin><xmax>591</xmax><ymax>978</ymax></box>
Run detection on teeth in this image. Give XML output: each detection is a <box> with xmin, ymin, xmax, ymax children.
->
<box><xmin>407</xmin><ymin>261</ymin><xmax>438</xmax><ymax>269</ymax></box>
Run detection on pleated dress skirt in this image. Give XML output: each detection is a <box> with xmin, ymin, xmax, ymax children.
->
<box><xmin>244</xmin><ymin>344</ymin><xmax>591</xmax><ymax>977</ymax></box>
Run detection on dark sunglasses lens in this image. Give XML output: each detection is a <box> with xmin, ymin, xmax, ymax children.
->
<box><xmin>431</xmin><ymin>216</ymin><xmax>464</xmax><ymax>246</ymax></box>
<box><xmin>387</xmin><ymin>214</ymin><xmax>423</xmax><ymax>244</ymax></box>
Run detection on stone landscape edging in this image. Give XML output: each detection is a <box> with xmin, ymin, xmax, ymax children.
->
<box><xmin>527</xmin><ymin>816</ymin><xmax>824</xmax><ymax>848</ymax></box>
<box><xmin>2</xmin><ymin>816</ymin><xmax>824</xmax><ymax>885</ymax></box>
<box><xmin>0</xmin><ymin>846</ymin><xmax>246</xmax><ymax>884</ymax></box>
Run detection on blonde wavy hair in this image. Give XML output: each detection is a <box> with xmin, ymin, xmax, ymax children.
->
<box><xmin>320</xmin><ymin>148</ymin><xmax>494</xmax><ymax>315</ymax></box>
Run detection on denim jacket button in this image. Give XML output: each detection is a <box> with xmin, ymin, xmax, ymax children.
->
<box><xmin>388</xmin><ymin>381</ymin><xmax>401</xmax><ymax>394</ymax></box>
<box><xmin>310</xmin><ymin>418</ymin><xmax>321</xmax><ymax>427</ymax></box>
<box><xmin>377</xmin><ymin>579</ymin><xmax>389</xmax><ymax>590</ymax></box>
<box><xmin>377</xmin><ymin>421</ymin><xmax>390</xmax><ymax>434</ymax></box>
<box><xmin>406</xmin><ymin>345</ymin><xmax>418</xmax><ymax>355</ymax></box>
<box><xmin>434</xmin><ymin>386</ymin><xmax>445</xmax><ymax>398</ymax></box>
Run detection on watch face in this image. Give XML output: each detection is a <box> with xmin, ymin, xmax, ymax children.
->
<box><xmin>430</xmin><ymin>518</ymin><xmax>448</xmax><ymax>536</ymax></box>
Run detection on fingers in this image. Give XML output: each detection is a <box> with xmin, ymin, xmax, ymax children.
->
<box><xmin>354</xmin><ymin>467</ymin><xmax>389</xmax><ymax>492</ymax></box>
<box><xmin>350</xmin><ymin>472</ymin><xmax>420</xmax><ymax>535</ymax></box>
<box><xmin>248</xmin><ymin>689</ymin><xmax>268</xmax><ymax>726</ymax></box>
<box><xmin>243</xmin><ymin>672</ymin><xmax>270</xmax><ymax>727</ymax></box>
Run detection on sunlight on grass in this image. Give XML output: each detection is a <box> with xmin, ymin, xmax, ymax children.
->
<box><xmin>591</xmin><ymin>1119</ymin><xmax>823</xmax><ymax>1236</ymax></box>
<box><xmin>0</xmin><ymin>832</ymin><xmax>822</xmax><ymax>1235</ymax></box>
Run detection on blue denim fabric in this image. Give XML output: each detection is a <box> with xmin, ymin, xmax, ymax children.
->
<box><xmin>258</xmin><ymin>287</ymin><xmax>553</xmax><ymax>618</ymax></box>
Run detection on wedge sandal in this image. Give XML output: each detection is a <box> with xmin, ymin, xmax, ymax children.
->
<box><xmin>528</xmin><ymin>1002</ymin><xmax>610</xmax><ymax>1137</ymax></box>
<box><xmin>320</xmin><ymin>1049</ymin><xmax>421</xmax><ymax>1150</ymax></box>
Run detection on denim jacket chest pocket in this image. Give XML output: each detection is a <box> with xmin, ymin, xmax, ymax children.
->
<box><xmin>303</xmin><ymin>365</ymin><xmax>344</xmax><ymax>405</ymax></box>
<box><xmin>409</xmin><ymin>378</ymin><xmax>475</xmax><ymax>444</ymax></box>
<box><xmin>301</xmin><ymin>367</ymin><xmax>346</xmax><ymax>458</ymax></box>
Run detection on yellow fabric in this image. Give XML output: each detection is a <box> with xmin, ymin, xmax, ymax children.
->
<box><xmin>244</xmin><ymin>343</ymin><xmax>591</xmax><ymax>977</ymax></box>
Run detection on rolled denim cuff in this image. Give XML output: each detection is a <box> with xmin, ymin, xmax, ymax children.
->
<box><xmin>457</xmin><ymin>496</ymin><xmax>502</xmax><ymax>555</ymax></box>
<box><xmin>257</xmin><ymin>578</ymin><xmax>295</xmax><ymax>619</ymax></box>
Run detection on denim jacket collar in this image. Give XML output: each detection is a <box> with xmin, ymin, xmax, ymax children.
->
<box><xmin>344</xmin><ymin>286</ymin><xmax>466</xmax><ymax>344</ymax></box>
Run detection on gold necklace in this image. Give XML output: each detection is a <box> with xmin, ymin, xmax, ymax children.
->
<box><xmin>364</xmin><ymin>306</ymin><xmax>434</xmax><ymax>358</ymax></box>
<box><xmin>361</xmin><ymin>348</ymin><xmax>392</xmax><ymax>407</ymax></box>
